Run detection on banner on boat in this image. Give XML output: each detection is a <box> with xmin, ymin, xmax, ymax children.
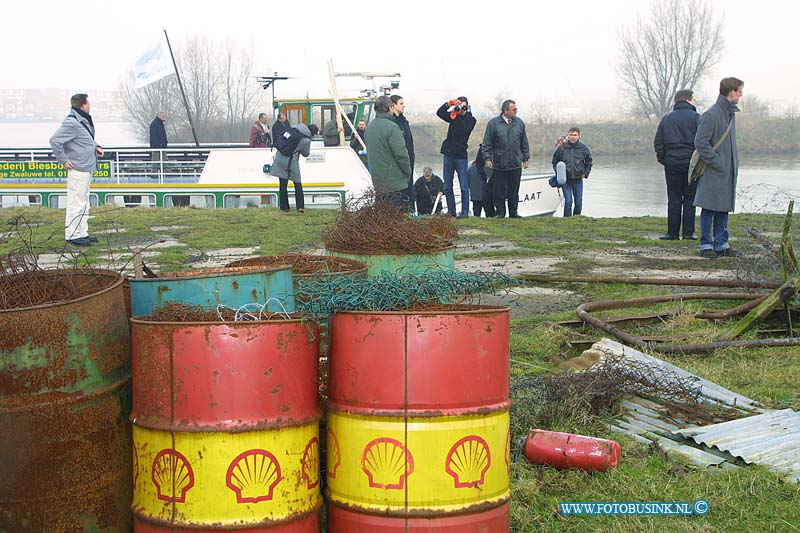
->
<box><xmin>0</xmin><ymin>161</ymin><xmax>112</xmax><ymax>179</ymax></box>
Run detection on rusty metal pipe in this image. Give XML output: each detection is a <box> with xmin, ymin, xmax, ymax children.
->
<box><xmin>519</xmin><ymin>273</ymin><xmax>779</xmax><ymax>290</ymax></box>
<box><xmin>575</xmin><ymin>292</ymin><xmax>800</xmax><ymax>354</ymax></box>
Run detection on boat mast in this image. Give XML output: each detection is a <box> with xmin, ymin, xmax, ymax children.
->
<box><xmin>163</xmin><ymin>29</ymin><xmax>200</xmax><ymax>147</ymax></box>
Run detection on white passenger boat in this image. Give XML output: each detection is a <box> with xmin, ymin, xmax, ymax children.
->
<box><xmin>0</xmin><ymin>93</ymin><xmax>560</xmax><ymax>216</ymax></box>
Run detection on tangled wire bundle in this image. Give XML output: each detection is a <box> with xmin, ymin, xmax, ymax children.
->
<box><xmin>0</xmin><ymin>269</ymin><xmax>117</xmax><ymax>310</ymax></box>
<box><xmin>295</xmin><ymin>270</ymin><xmax>517</xmax><ymax>314</ymax></box>
<box><xmin>226</xmin><ymin>253</ymin><xmax>367</xmax><ymax>276</ymax></box>
<box><xmin>322</xmin><ymin>191</ymin><xmax>458</xmax><ymax>254</ymax></box>
<box><xmin>511</xmin><ymin>354</ymin><xmax>738</xmax><ymax>430</ymax></box>
<box><xmin>144</xmin><ymin>302</ymin><xmax>298</xmax><ymax>322</ymax></box>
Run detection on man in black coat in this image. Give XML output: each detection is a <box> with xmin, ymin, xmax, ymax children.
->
<box><xmin>149</xmin><ymin>111</ymin><xmax>168</xmax><ymax>149</ymax></box>
<box><xmin>390</xmin><ymin>95</ymin><xmax>416</xmax><ymax>211</ymax></box>
<box><xmin>482</xmin><ymin>99</ymin><xmax>530</xmax><ymax>218</ymax></box>
<box><xmin>654</xmin><ymin>89</ymin><xmax>700</xmax><ymax>240</ymax></box>
<box><xmin>436</xmin><ymin>96</ymin><xmax>476</xmax><ymax>218</ymax></box>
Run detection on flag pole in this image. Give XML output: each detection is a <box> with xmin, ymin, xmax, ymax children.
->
<box><xmin>163</xmin><ymin>29</ymin><xmax>199</xmax><ymax>146</ymax></box>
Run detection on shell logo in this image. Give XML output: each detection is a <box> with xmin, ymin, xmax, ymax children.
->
<box><xmin>327</xmin><ymin>428</ymin><xmax>341</xmax><ymax>479</ymax></box>
<box><xmin>301</xmin><ymin>437</ymin><xmax>320</xmax><ymax>490</ymax></box>
<box><xmin>226</xmin><ymin>449</ymin><xmax>283</xmax><ymax>504</ymax></box>
<box><xmin>152</xmin><ymin>449</ymin><xmax>195</xmax><ymax>503</ymax></box>
<box><xmin>445</xmin><ymin>436</ymin><xmax>491</xmax><ymax>489</ymax></box>
<box><xmin>361</xmin><ymin>438</ymin><xmax>414</xmax><ymax>490</ymax></box>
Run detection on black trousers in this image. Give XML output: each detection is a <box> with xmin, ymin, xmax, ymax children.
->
<box><xmin>664</xmin><ymin>162</ymin><xmax>697</xmax><ymax>237</ymax></box>
<box><xmin>279</xmin><ymin>179</ymin><xmax>304</xmax><ymax>211</ymax></box>
<box><xmin>473</xmin><ymin>201</ymin><xmax>495</xmax><ymax>218</ymax></box>
<box><xmin>491</xmin><ymin>167</ymin><xmax>522</xmax><ymax>217</ymax></box>
<box><xmin>378</xmin><ymin>185</ymin><xmax>413</xmax><ymax>213</ymax></box>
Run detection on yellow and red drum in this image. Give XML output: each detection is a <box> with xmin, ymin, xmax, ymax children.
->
<box><xmin>326</xmin><ymin>305</ymin><xmax>511</xmax><ymax>532</ymax></box>
<box><xmin>130</xmin><ymin>316</ymin><xmax>321</xmax><ymax>531</ymax></box>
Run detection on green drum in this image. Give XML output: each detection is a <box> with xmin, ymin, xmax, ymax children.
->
<box><xmin>325</xmin><ymin>247</ymin><xmax>455</xmax><ymax>278</ymax></box>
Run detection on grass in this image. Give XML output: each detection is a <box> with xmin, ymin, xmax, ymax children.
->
<box><xmin>2</xmin><ymin>205</ymin><xmax>798</xmax><ymax>531</ymax></box>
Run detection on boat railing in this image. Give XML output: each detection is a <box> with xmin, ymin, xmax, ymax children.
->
<box><xmin>0</xmin><ymin>144</ymin><xmax>249</xmax><ymax>184</ymax></box>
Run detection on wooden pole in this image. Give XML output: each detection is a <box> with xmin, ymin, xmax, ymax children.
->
<box><xmin>327</xmin><ymin>90</ymin><xmax>366</xmax><ymax>151</ymax></box>
<box><xmin>327</xmin><ymin>59</ymin><xmax>347</xmax><ymax>146</ymax></box>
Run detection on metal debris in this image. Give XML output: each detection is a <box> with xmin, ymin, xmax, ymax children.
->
<box><xmin>674</xmin><ymin>409</ymin><xmax>800</xmax><ymax>483</ymax></box>
<box><xmin>322</xmin><ymin>190</ymin><xmax>458</xmax><ymax>254</ymax></box>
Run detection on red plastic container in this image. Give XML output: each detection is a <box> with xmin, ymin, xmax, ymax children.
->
<box><xmin>524</xmin><ymin>430</ymin><xmax>621</xmax><ymax>472</ymax></box>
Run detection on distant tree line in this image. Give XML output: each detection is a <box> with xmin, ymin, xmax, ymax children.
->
<box><xmin>410</xmin><ymin>114</ymin><xmax>800</xmax><ymax>160</ymax></box>
<box><xmin>121</xmin><ymin>36</ymin><xmax>265</xmax><ymax>144</ymax></box>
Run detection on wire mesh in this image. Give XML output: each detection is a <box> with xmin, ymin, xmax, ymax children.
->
<box><xmin>295</xmin><ymin>270</ymin><xmax>518</xmax><ymax>314</ymax></box>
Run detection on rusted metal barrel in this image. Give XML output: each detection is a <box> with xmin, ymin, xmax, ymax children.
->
<box><xmin>225</xmin><ymin>254</ymin><xmax>368</xmax><ymax>358</ymax></box>
<box><xmin>129</xmin><ymin>264</ymin><xmax>295</xmax><ymax>317</ymax></box>
<box><xmin>326</xmin><ymin>305</ymin><xmax>511</xmax><ymax>531</ymax></box>
<box><xmin>130</xmin><ymin>314</ymin><xmax>322</xmax><ymax>531</ymax></box>
<box><xmin>325</xmin><ymin>246</ymin><xmax>455</xmax><ymax>278</ymax></box>
<box><xmin>0</xmin><ymin>269</ymin><xmax>132</xmax><ymax>531</ymax></box>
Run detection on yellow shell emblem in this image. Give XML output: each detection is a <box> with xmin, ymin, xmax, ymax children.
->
<box><xmin>301</xmin><ymin>437</ymin><xmax>320</xmax><ymax>489</ymax></box>
<box><xmin>327</xmin><ymin>428</ymin><xmax>341</xmax><ymax>479</ymax></box>
<box><xmin>152</xmin><ymin>449</ymin><xmax>195</xmax><ymax>503</ymax></box>
<box><xmin>445</xmin><ymin>436</ymin><xmax>491</xmax><ymax>488</ymax></box>
<box><xmin>225</xmin><ymin>449</ymin><xmax>282</xmax><ymax>504</ymax></box>
<box><xmin>361</xmin><ymin>438</ymin><xmax>414</xmax><ymax>490</ymax></box>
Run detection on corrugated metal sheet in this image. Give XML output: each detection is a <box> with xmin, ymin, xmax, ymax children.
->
<box><xmin>594</xmin><ymin>339</ymin><xmax>763</xmax><ymax>413</ymax></box>
<box><xmin>675</xmin><ymin>409</ymin><xmax>800</xmax><ymax>483</ymax></box>
<box><xmin>569</xmin><ymin>339</ymin><xmax>767</xmax><ymax>470</ymax></box>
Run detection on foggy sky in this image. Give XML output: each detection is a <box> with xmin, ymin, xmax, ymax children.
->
<box><xmin>1</xmin><ymin>0</ymin><xmax>797</xmax><ymax>115</ymax></box>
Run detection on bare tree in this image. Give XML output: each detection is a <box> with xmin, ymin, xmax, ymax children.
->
<box><xmin>616</xmin><ymin>0</ymin><xmax>725</xmax><ymax>119</ymax></box>
<box><xmin>529</xmin><ymin>97</ymin><xmax>559</xmax><ymax>126</ymax></box>
<box><xmin>740</xmin><ymin>94</ymin><xmax>771</xmax><ymax>117</ymax></box>
<box><xmin>121</xmin><ymin>36</ymin><xmax>265</xmax><ymax>144</ymax></box>
<box><xmin>485</xmin><ymin>87</ymin><xmax>512</xmax><ymax>117</ymax></box>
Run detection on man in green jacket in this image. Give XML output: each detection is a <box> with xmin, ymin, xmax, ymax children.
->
<box><xmin>365</xmin><ymin>95</ymin><xmax>412</xmax><ymax>210</ymax></box>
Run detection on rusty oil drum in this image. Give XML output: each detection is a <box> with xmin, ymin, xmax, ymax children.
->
<box><xmin>0</xmin><ymin>269</ymin><xmax>132</xmax><ymax>531</ymax></box>
<box><xmin>128</xmin><ymin>264</ymin><xmax>296</xmax><ymax>317</ymax></box>
<box><xmin>130</xmin><ymin>315</ymin><xmax>322</xmax><ymax>531</ymax></box>
<box><xmin>325</xmin><ymin>246</ymin><xmax>455</xmax><ymax>278</ymax></box>
<box><xmin>225</xmin><ymin>255</ymin><xmax>368</xmax><ymax>357</ymax></box>
<box><xmin>326</xmin><ymin>305</ymin><xmax>511</xmax><ymax>531</ymax></box>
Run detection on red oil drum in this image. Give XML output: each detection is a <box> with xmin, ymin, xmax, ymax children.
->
<box><xmin>326</xmin><ymin>305</ymin><xmax>511</xmax><ymax>532</ymax></box>
<box><xmin>130</xmin><ymin>315</ymin><xmax>321</xmax><ymax>531</ymax></box>
<box><xmin>524</xmin><ymin>430</ymin><xmax>621</xmax><ymax>472</ymax></box>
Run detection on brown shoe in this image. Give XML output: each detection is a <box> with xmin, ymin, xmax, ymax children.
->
<box><xmin>297</xmin><ymin>208</ymin><xmax>305</xmax><ymax>214</ymax></box>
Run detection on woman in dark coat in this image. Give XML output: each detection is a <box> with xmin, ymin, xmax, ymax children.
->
<box><xmin>467</xmin><ymin>145</ymin><xmax>495</xmax><ymax>217</ymax></box>
<box><xmin>270</xmin><ymin>123</ymin><xmax>312</xmax><ymax>212</ymax></box>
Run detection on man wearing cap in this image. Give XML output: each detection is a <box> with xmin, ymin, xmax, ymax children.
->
<box><xmin>436</xmin><ymin>97</ymin><xmax>476</xmax><ymax>218</ymax></box>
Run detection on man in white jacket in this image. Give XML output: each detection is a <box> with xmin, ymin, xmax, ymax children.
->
<box><xmin>49</xmin><ymin>93</ymin><xmax>104</xmax><ymax>246</ymax></box>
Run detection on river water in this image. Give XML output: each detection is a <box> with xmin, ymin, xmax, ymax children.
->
<box><xmin>2</xmin><ymin>122</ymin><xmax>798</xmax><ymax>217</ymax></box>
<box><xmin>418</xmin><ymin>153</ymin><xmax>800</xmax><ymax>218</ymax></box>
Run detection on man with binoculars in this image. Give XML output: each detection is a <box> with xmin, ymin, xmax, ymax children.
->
<box><xmin>436</xmin><ymin>96</ymin><xmax>477</xmax><ymax>218</ymax></box>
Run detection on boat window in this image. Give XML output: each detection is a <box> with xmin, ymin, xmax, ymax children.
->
<box><xmin>164</xmin><ymin>194</ymin><xmax>215</xmax><ymax>208</ymax></box>
<box><xmin>223</xmin><ymin>194</ymin><xmax>277</xmax><ymax>209</ymax></box>
<box><xmin>359</xmin><ymin>103</ymin><xmax>373</xmax><ymax>124</ymax></box>
<box><xmin>284</xmin><ymin>106</ymin><xmax>306</xmax><ymax>128</ymax></box>
<box><xmin>0</xmin><ymin>194</ymin><xmax>42</xmax><ymax>208</ymax></box>
<box><xmin>286</xmin><ymin>193</ymin><xmax>343</xmax><ymax>209</ymax></box>
<box><xmin>105</xmin><ymin>194</ymin><xmax>157</xmax><ymax>208</ymax></box>
<box><xmin>48</xmin><ymin>193</ymin><xmax>99</xmax><ymax>209</ymax></box>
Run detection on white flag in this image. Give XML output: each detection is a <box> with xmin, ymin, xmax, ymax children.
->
<box><xmin>133</xmin><ymin>39</ymin><xmax>175</xmax><ymax>89</ymax></box>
